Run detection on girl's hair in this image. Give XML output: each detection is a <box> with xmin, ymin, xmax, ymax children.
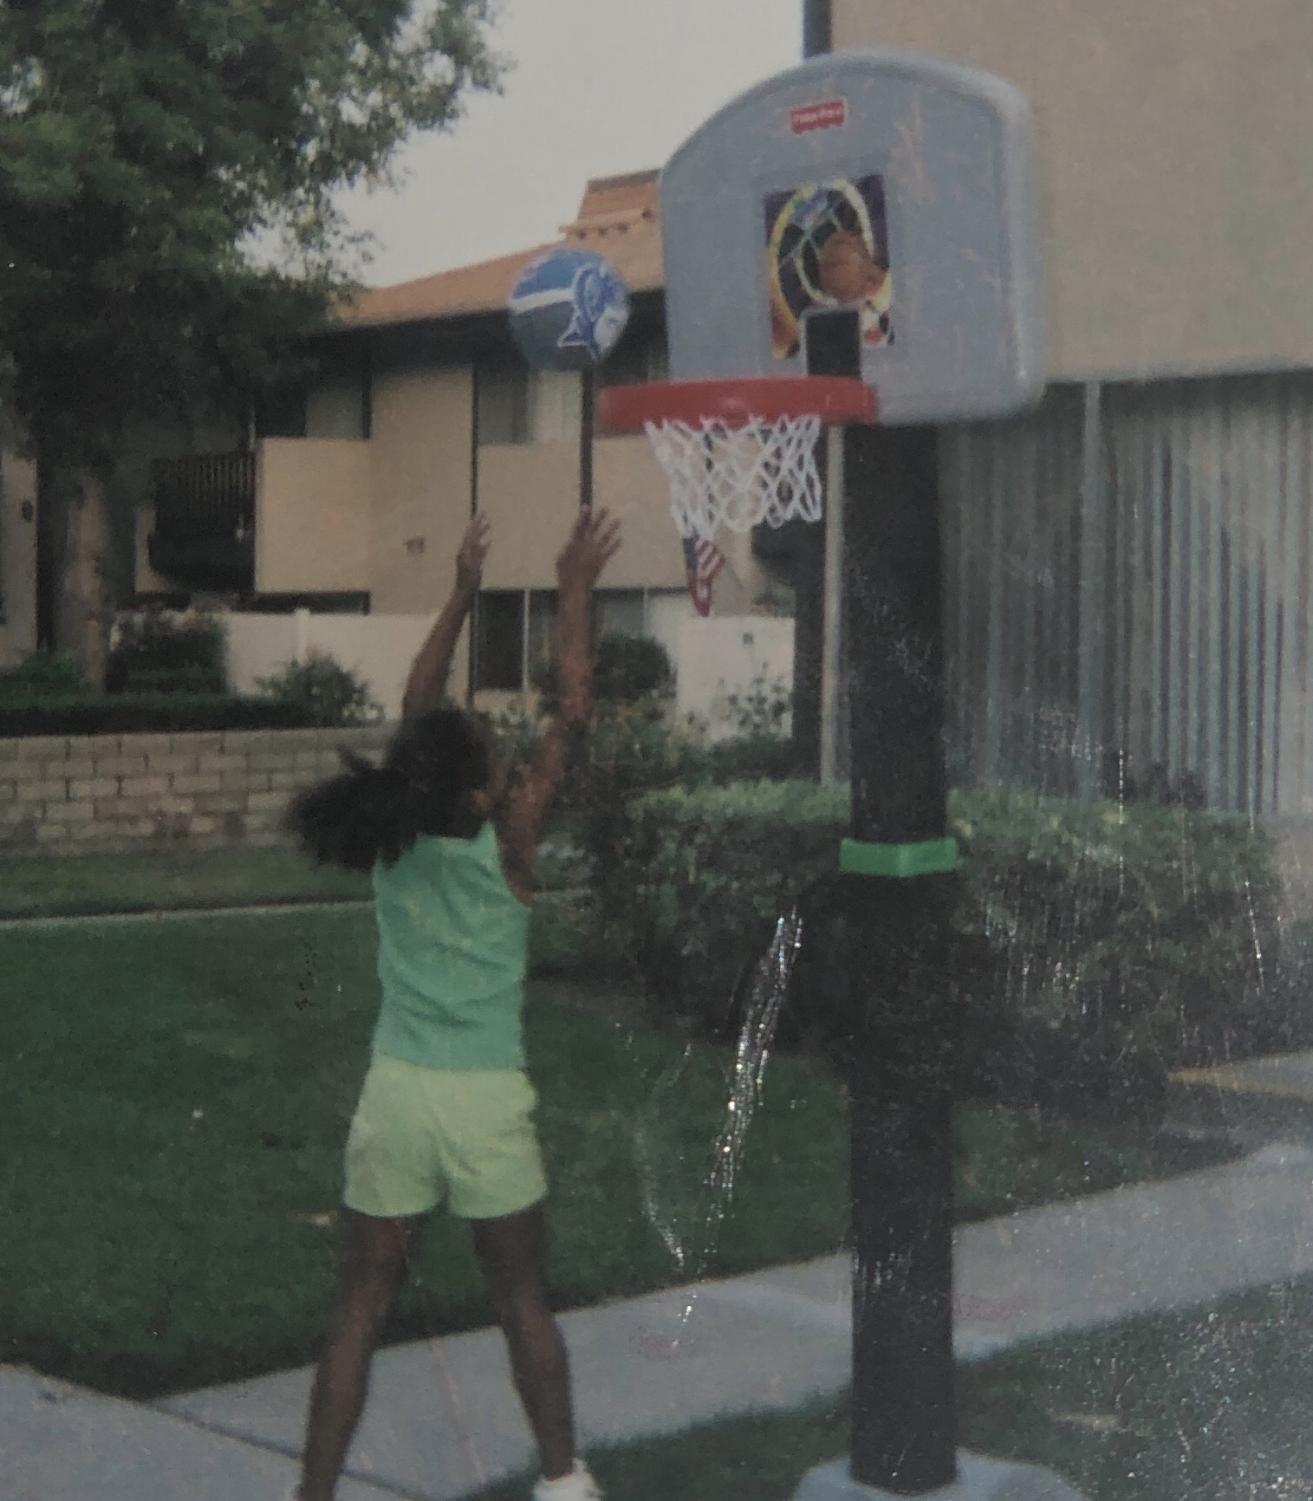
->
<box><xmin>286</xmin><ymin>706</ymin><xmax>492</xmax><ymax>872</ymax></box>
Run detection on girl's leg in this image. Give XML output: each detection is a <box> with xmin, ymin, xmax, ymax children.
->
<box><xmin>298</xmin><ymin>1209</ymin><xmax>421</xmax><ymax>1501</ymax></box>
<box><xmin>471</xmin><ymin>1202</ymin><xmax>575</xmax><ymax>1481</ymax></box>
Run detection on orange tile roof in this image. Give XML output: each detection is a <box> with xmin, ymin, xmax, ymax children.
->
<box><xmin>337</xmin><ymin>170</ymin><xmax>663</xmax><ymax>331</ymax></box>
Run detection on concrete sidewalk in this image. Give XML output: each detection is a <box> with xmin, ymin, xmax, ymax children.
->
<box><xmin>151</xmin><ymin>1135</ymin><xmax>1313</xmax><ymax>1500</ymax></box>
<box><xmin>0</xmin><ymin>1364</ymin><xmax>395</xmax><ymax>1501</ymax></box>
<box><xmin>9</xmin><ymin>1053</ymin><xmax>1313</xmax><ymax>1500</ymax></box>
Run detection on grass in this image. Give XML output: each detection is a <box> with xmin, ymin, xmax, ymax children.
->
<box><xmin>0</xmin><ymin>837</ymin><xmax>589</xmax><ymax>920</ymax></box>
<box><xmin>0</xmin><ymin>907</ymin><xmax>845</xmax><ymax>1397</ymax></box>
<box><xmin>482</xmin><ymin>1277</ymin><xmax>1313</xmax><ymax>1501</ymax></box>
<box><xmin>0</xmin><ymin>906</ymin><xmax>1236</xmax><ymax>1399</ymax></box>
<box><xmin>0</xmin><ymin>845</ymin><xmax>370</xmax><ymax>917</ymax></box>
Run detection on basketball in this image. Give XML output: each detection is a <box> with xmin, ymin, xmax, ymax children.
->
<box><xmin>508</xmin><ymin>247</ymin><xmax>631</xmax><ymax>371</ymax></box>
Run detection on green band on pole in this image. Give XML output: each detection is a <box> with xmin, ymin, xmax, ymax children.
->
<box><xmin>839</xmin><ymin>836</ymin><xmax>960</xmax><ymax>878</ymax></box>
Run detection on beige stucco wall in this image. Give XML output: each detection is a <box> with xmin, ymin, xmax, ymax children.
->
<box><xmin>255</xmin><ymin>438</ymin><xmax>372</xmax><ymax>594</ymax></box>
<box><xmin>832</xmin><ymin>0</ymin><xmax>1313</xmax><ymax>379</ymax></box>
<box><xmin>477</xmin><ymin>441</ymin><xmax>580</xmax><ymax>589</ymax></box>
<box><xmin>368</xmin><ymin>363</ymin><xmax>474</xmax><ymax>614</ymax></box>
<box><xmin>478</xmin><ymin>434</ymin><xmax>691</xmax><ymax>591</ymax></box>
<box><xmin>593</xmin><ymin>436</ymin><xmax>699</xmax><ymax>592</ymax></box>
<box><xmin>365</xmin><ymin>363</ymin><xmax>474</xmax><ymax>681</ymax></box>
<box><xmin>0</xmin><ymin>449</ymin><xmax>37</xmax><ymax>667</ymax></box>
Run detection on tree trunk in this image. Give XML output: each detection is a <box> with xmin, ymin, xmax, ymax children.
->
<box><xmin>46</xmin><ymin>462</ymin><xmax>114</xmax><ymax>689</ymax></box>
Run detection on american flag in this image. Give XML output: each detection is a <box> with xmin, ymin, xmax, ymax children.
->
<box><xmin>682</xmin><ymin>534</ymin><xmax>725</xmax><ymax>617</ymax></box>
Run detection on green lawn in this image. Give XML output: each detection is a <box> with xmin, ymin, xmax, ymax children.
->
<box><xmin>492</xmin><ymin>1277</ymin><xmax>1313</xmax><ymax>1501</ymax></box>
<box><xmin>0</xmin><ymin>838</ymin><xmax>587</xmax><ymax>919</ymax></box>
<box><xmin>0</xmin><ymin>845</ymin><xmax>370</xmax><ymax>917</ymax></box>
<box><xmin>0</xmin><ymin>907</ymin><xmax>846</xmax><ymax>1396</ymax></box>
<box><xmin>0</xmin><ymin>907</ymin><xmax>1234</xmax><ymax>1398</ymax></box>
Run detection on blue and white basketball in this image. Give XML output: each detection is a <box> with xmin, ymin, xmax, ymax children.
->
<box><xmin>508</xmin><ymin>247</ymin><xmax>631</xmax><ymax>371</ymax></box>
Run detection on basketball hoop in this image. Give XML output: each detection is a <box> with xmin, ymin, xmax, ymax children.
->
<box><xmin>599</xmin><ymin>376</ymin><xmax>877</xmax><ymax>542</ymax></box>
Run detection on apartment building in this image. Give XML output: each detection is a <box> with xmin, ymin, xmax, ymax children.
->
<box><xmin>827</xmin><ymin>0</ymin><xmax>1313</xmax><ymax>816</ymax></box>
<box><xmin>131</xmin><ymin>171</ymin><xmax>786</xmax><ymax>713</ymax></box>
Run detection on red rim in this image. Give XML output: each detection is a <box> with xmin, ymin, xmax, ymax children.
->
<box><xmin>599</xmin><ymin>376</ymin><xmax>878</xmax><ymax>432</ymax></box>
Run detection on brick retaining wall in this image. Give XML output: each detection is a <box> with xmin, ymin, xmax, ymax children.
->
<box><xmin>0</xmin><ymin>726</ymin><xmax>392</xmax><ymax>857</ymax></box>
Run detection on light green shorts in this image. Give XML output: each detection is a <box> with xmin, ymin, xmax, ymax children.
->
<box><xmin>343</xmin><ymin>1054</ymin><xmax>547</xmax><ymax>1221</ymax></box>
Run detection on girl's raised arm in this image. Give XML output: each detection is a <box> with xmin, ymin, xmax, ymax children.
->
<box><xmin>498</xmin><ymin>509</ymin><xmax>622</xmax><ymax>894</ymax></box>
<box><xmin>401</xmin><ymin>513</ymin><xmax>490</xmax><ymax>719</ymax></box>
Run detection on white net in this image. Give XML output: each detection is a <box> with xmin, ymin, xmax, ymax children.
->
<box><xmin>643</xmin><ymin>412</ymin><xmax>824</xmax><ymax>541</ymax></box>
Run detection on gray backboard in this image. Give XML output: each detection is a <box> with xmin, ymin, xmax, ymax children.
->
<box><xmin>660</xmin><ymin>51</ymin><xmax>1046</xmax><ymax>425</ymax></box>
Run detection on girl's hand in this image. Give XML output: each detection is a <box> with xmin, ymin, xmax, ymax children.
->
<box><xmin>556</xmin><ymin>507</ymin><xmax>621</xmax><ymax>591</ymax></box>
<box><xmin>456</xmin><ymin>513</ymin><xmax>491</xmax><ymax>593</ymax></box>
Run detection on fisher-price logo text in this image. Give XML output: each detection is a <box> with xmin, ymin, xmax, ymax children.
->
<box><xmin>790</xmin><ymin>98</ymin><xmax>848</xmax><ymax>134</ymax></box>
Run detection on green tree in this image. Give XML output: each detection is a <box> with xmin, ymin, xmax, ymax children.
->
<box><xmin>0</xmin><ymin>0</ymin><xmax>501</xmax><ymax>680</ymax></box>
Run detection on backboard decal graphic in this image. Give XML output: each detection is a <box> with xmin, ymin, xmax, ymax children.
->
<box><xmin>764</xmin><ymin>175</ymin><xmax>894</xmax><ymax>360</ymax></box>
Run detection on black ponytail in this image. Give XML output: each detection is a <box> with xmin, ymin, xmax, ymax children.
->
<box><xmin>286</xmin><ymin>706</ymin><xmax>492</xmax><ymax>872</ymax></box>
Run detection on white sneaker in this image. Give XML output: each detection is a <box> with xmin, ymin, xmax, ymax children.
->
<box><xmin>532</xmin><ymin>1459</ymin><xmax>603</xmax><ymax>1500</ymax></box>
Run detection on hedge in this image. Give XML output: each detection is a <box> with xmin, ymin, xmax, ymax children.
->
<box><xmin>0</xmin><ymin>694</ymin><xmax>323</xmax><ymax>736</ymax></box>
<box><xmin>583</xmin><ymin>780</ymin><xmax>1283</xmax><ymax>1113</ymax></box>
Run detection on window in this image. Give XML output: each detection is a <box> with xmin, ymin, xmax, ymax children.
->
<box><xmin>477</xmin><ymin>363</ymin><xmax>530</xmax><ymax>445</ymax></box>
<box><xmin>475</xmin><ymin>589</ymin><xmax>666</xmax><ymax>692</ymax></box>
<box><xmin>474</xmin><ymin>591</ymin><xmax>524</xmax><ymax>690</ymax></box>
<box><xmin>254</xmin><ymin>383</ymin><xmax>308</xmax><ymax>439</ymax></box>
<box><xmin>595</xmin><ymin>328</ymin><xmax>669</xmax><ymax>396</ymax></box>
<box><xmin>527</xmin><ymin>589</ymin><xmax>559</xmax><ymax>687</ymax></box>
<box><xmin>478</xmin><ymin>363</ymin><xmax>582</xmax><ymax>446</ymax></box>
<box><xmin>594</xmin><ymin>589</ymin><xmax>646</xmax><ymax>640</ymax></box>
<box><xmin>474</xmin><ymin>589</ymin><xmax>559</xmax><ymax>691</ymax></box>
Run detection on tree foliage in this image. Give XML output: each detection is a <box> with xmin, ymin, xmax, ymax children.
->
<box><xmin>0</xmin><ymin>0</ymin><xmax>502</xmax><ymax>461</ymax></box>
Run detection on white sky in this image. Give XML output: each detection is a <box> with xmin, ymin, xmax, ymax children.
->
<box><xmin>336</xmin><ymin>0</ymin><xmax>804</xmax><ymax>288</ymax></box>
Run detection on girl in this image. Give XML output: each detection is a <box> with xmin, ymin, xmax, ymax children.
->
<box><xmin>285</xmin><ymin>507</ymin><xmax>621</xmax><ymax>1501</ymax></box>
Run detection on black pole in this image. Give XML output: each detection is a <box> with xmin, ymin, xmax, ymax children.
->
<box><xmin>842</xmin><ymin>423</ymin><xmax>958</xmax><ymax>1494</ymax></box>
<box><xmin>792</xmin><ymin>504</ymin><xmax>827</xmax><ymax>779</ymax></box>
<box><xmin>34</xmin><ymin>446</ymin><xmax>56</xmax><ymax>651</ymax></box>
<box><xmin>467</xmin><ymin>362</ymin><xmax>482</xmax><ymax>707</ymax></box>
<box><xmin>580</xmin><ymin>369</ymin><xmax>595</xmax><ymax>511</ymax></box>
<box><xmin>791</xmin><ymin>0</ymin><xmax>833</xmax><ymax>773</ymax></box>
<box><xmin>802</xmin><ymin>0</ymin><xmax>832</xmax><ymax>59</ymax></box>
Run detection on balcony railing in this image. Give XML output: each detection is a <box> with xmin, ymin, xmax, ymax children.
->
<box><xmin>148</xmin><ymin>452</ymin><xmax>256</xmax><ymax>590</ymax></box>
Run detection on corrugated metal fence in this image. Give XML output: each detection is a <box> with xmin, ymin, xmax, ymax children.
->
<box><xmin>941</xmin><ymin>372</ymin><xmax>1313</xmax><ymax>819</ymax></box>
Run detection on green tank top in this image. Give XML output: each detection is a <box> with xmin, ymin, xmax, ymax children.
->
<box><xmin>371</xmin><ymin>821</ymin><xmax>531</xmax><ymax>1070</ymax></box>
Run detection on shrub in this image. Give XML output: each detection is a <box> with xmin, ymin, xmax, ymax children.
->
<box><xmin>587</xmin><ymin>780</ymin><xmax>1282</xmax><ymax>1112</ymax></box>
<box><xmin>486</xmin><ymin>699</ymin><xmax>540</xmax><ymax>769</ymax></box>
<box><xmin>580</xmin><ymin>697</ymin><xmax>701</xmax><ymax>794</ymax></box>
<box><xmin>0</xmin><ymin>694</ymin><xmax>323</xmax><ymax>736</ymax></box>
<box><xmin>0</xmin><ymin>652</ymin><xmax>89</xmax><ymax>701</ymax></box>
<box><xmin>949</xmin><ymin>787</ymin><xmax>1280</xmax><ymax>1102</ymax></box>
<box><xmin>723</xmin><ymin>671</ymin><xmax>792</xmax><ymax>738</ymax></box>
<box><xmin>700</xmin><ymin>732</ymin><xmax>809</xmax><ymax>784</ymax></box>
<box><xmin>107</xmin><ymin>610</ymin><xmax>227</xmax><ymax>693</ymax></box>
<box><xmin>593</xmin><ymin>634</ymin><xmax>674</xmax><ymax>704</ymax></box>
<box><xmin>535</xmin><ymin>633</ymin><xmax>675</xmax><ymax>709</ymax></box>
<box><xmin>548</xmin><ymin>698</ymin><xmax>708</xmax><ymax>825</ymax></box>
<box><xmin>703</xmin><ymin>671</ymin><xmax>803</xmax><ymax>782</ymax></box>
<box><xmin>256</xmin><ymin>652</ymin><xmax>382</xmax><ymax>728</ymax></box>
<box><xmin>587</xmin><ymin>779</ymin><xmax>847</xmax><ymax>1031</ymax></box>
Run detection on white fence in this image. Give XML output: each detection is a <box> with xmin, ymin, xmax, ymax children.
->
<box><xmin>224</xmin><ymin>611</ymin><xmax>433</xmax><ymax>720</ymax></box>
<box><xmin>221</xmin><ymin>609</ymin><xmax>793</xmax><ymax>730</ymax></box>
<box><xmin>674</xmin><ymin>615</ymin><xmax>794</xmax><ymax>739</ymax></box>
